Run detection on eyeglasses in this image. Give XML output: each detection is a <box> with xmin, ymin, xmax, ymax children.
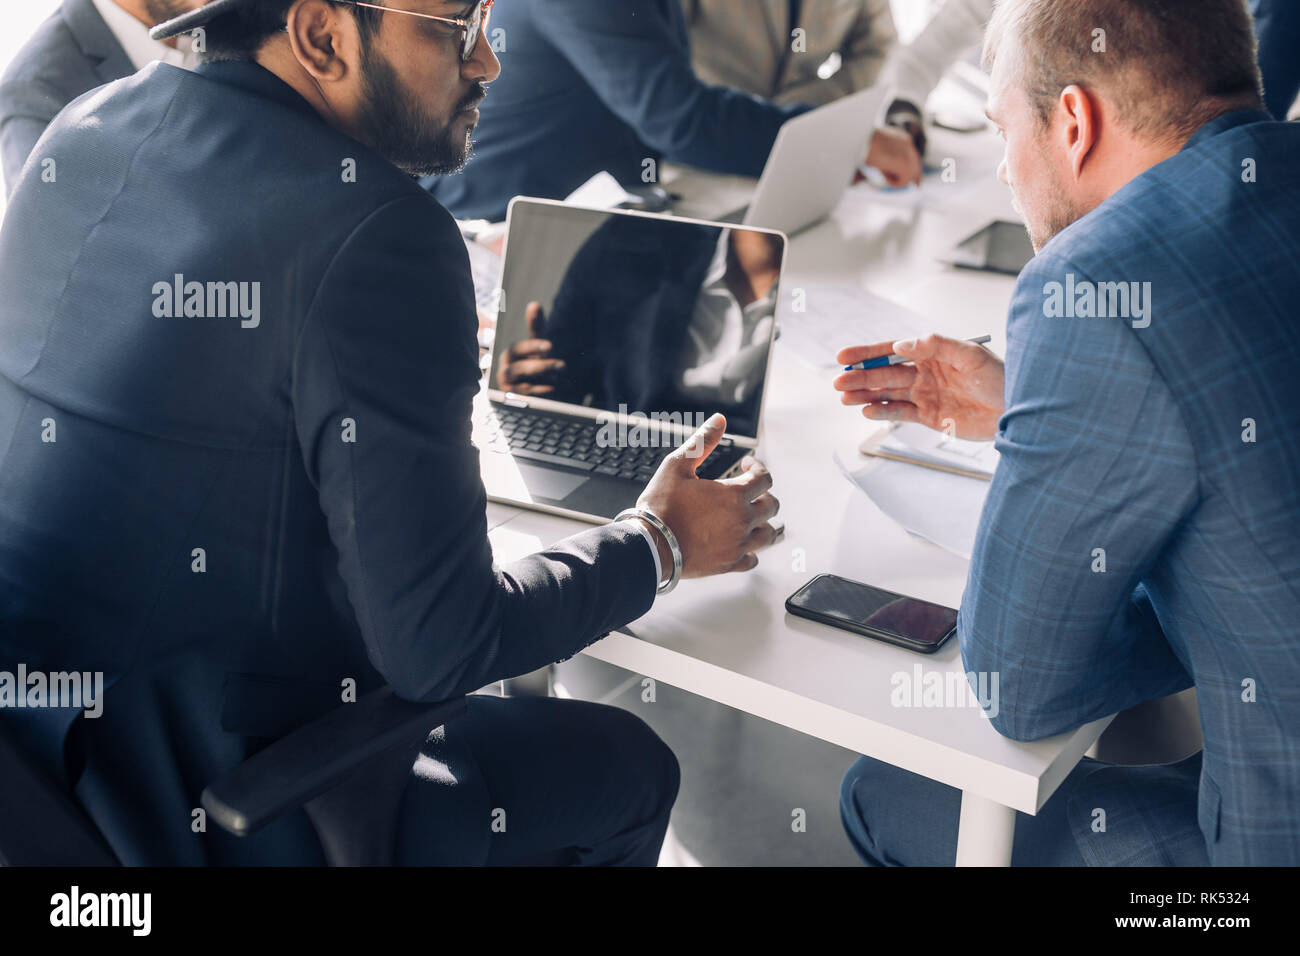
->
<box><xmin>330</xmin><ymin>0</ymin><xmax>494</xmax><ymax>63</ymax></box>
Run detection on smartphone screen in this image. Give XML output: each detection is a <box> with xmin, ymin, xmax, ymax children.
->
<box><xmin>786</xmin><ymin>574</ymin><xmax>957</xmax><ymax>650</ymax></box>
<box><xmin>946</xmin><ymin>220</ymin><xmax>1035</xmax><ymax>276</ymax></box>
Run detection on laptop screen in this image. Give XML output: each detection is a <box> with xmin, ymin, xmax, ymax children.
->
<box><xmin>490</xmin><ymin>201</ymin><xmax>786</xmax><ymax>440</ymax></box>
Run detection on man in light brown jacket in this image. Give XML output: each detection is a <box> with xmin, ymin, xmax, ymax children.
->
<box><xmin>681</xmin><ymin>0</ymin><xmax>897</xmax><ymax>106</ymax></box>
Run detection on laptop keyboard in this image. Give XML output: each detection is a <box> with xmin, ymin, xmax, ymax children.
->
<box><xmin>480</xmin><ymin>406</ymin><xmax>735</xmax><ymax>483</ymax></box>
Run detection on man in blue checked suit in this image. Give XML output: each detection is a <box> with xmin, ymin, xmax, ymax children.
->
<box><xmin>835</xmin><ymin>0</ymin><xmax>1300</xmax><ymax>866</ymax></box>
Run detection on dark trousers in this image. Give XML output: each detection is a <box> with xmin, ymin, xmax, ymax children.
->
<box><xmin>839</xmin><ymin>752</ymin><xmax>1207</xmax><ymax>866</ymax></box>
<box><xmin>395</xmin><ymin>695</ymin><xmax>679</xmax><ymax>865</ymax></box>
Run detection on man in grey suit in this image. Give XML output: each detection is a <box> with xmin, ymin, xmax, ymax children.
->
<box><xmin>0</xmin><ymin>0</ymin><xmax>198</xmax><ymax>192</ymax></box>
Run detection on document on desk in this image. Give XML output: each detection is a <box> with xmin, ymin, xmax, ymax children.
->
<box><xmin>776</xmin><ymin>283</ymin><xmax>932</xmax><ymax>370</ymax></box>
<box><xmin>463</xmin><ymin>235</ymin><xmax>503</xmax><ymax>317</ymax></box>
<box><xmin>834</xmin><ymin>440</ymin><xmax>994</xmax><ymax>560</ymax></box>
<box><xmin>867</xmin><ymin>424</ymin><xmax>1000</xmax><ymax>480</ymax></box>
<box><xmin>845</xmin><ymin>151</ymin><xmax>1001</xmax><ymax>212</ymax></box>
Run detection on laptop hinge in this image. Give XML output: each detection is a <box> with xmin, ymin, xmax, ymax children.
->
<box><xmin>502</xmin><ymin>393</ymin><xmax>529</xmax><ymax>408</ymax></box>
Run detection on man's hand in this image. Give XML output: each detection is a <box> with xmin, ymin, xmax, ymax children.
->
<box><xmin>497</xmin><ymin>301</ymin><xmax>563</xmax><ymax>395</ymax></box>
<box><xmin>885</xmin><ymin>98</ymin><xmax>927</xmax><ymax>159</ymax></box>
<box><xmin>636</xmin><ymin>414</ymin><xmax>780</xmax><ymax>579</ymax></box>
<box><xmin>861</xmin><ymin>126</ymin><xmax>923</xmax><ymax>188</ymax></box>
<box><xmin>833</xmin><ymin>334</ymin><xmax>1005</xmax><ymax>440</ymax></box>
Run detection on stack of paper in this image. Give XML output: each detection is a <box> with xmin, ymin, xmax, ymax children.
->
<box><xmin>463</xmin><ymin>235</ymin><xmax>503</xmax><ymax>318</ymax></box>
<box><xmin>866</xmin><ymin>423</ymin><xmax>999</xmax><ymax>480</ymax></box>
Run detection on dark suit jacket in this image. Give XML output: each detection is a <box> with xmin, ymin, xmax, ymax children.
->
<box><xmin>961</xmin><ymin>112</ymin><xmax>1300</xmax><ymax>864</ymax></box>
<box><xmin>0</xmin><ymin>0</ymin><xmax>133</xmax><ymax>194</ymax></box>
<box><xmin>0</xmin><ymin>60</ymin><xmax>656</xmax><ymax>865</ymax></box>
<box><xmin>540</xmin><ymin>216</ymin><xmax>766</xmax><ymax>432</ymax></box>
<box><xmin>428</xmin><ymin>0</ymin><xmax>811</xmax><ymax>221</ymax></box>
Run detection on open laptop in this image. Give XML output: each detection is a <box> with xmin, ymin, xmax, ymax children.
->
<box><xmin>475</xmin><ymin>198</ymin><xmax>788</xmax><ymax>523</ymax></box>
<box><xmin>722</xmin><ymin>82</ymin><xmax>889</xmax><ymax>236</ymax></box>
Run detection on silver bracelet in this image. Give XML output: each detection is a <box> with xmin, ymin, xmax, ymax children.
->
<box><xmin>614</xmin><ymin>507</ymin><xmax>683</xmax><ymax>595</ymax></box>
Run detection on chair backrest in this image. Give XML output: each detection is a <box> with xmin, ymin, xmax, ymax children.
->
<box><xmin>0</xmin><ymin>717</ymin><xmax>119</xmax><ymax>866</ymax></box>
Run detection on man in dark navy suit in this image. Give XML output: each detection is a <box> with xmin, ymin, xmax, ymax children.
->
<box><xmin>427</xmin><ymin>0</ymin><xmax>923</xmax><ymax>222</ymax></box>
<box><xmin>0</xmin><ymin>0</ymin><xmax>200</xmax><ymax>192</ymax></box>
<box><xmin>0</xmin><ymin>0</ymin><xmax>781</xmax><ymax>865</ymax></box>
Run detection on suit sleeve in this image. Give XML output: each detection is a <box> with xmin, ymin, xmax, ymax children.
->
<box><xmin>959</xmin><ymin>254</ymin><xmax>1197</xmax><ymax>741</ymax></box>
<box><xmin>882</xmin><ymin>0</ymin><xmax>991</xmax><ymax>110</ymax></box>
<box><xmin>0</xmin><ymin>78</ymin><xmax>63</xmax><ymax>196</ymax></box>
<box><xmin>533</xmin><ymin>0</ymin><xmax>810</xmax><ymax>177</ymax></box>
<box><xmin>292</xmin><ymin>194</ymin><xmax>657</xmax><ymax>702</ymax></box>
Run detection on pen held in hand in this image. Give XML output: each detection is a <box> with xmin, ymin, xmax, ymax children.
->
<box><xmin>843</xmin><ymin>335</ymin><xmax>993</xmax><ymax>372</ymax></box>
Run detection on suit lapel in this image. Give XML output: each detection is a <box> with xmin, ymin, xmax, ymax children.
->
<box><xmin>776</xmin><ymin>0</ymin><xmax>851</xmax><ymax>89</ymax></box>
<box><xmin>63</xmin><ymin>0</ymin><xmax>136</xmax><ymax>84</ymax></box>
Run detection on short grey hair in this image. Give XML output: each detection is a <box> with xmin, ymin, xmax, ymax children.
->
<box><xmin>982</xmin><ymin>0</ymin><xmax>1264</xmax><ymax>143</ymax></box>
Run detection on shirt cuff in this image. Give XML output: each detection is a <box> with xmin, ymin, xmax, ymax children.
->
<box><xmin>622</xmin><ymin>519</ymin><xmax>662</xmax><ymax>590</ymax></box>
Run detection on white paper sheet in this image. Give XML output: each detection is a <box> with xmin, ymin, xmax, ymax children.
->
<box><xmin>834</xmin><ymin>447</ymin><xmax>991</xmax><ymax>559</ymax></box>
<box><xmin>776</xmin><ymin>283</ymin><xmax>932</xmax><ymax>370</ymax></box>
<box><xmin>564</xmin><ymin>171</ymin><xmax>637</xmax><ymax>210</ymax></box>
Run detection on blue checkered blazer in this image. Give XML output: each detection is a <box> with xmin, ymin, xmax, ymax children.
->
<box><xmin>960</xmin><ymin>111</ymin><xmax>1300</xmax><ymax>866</ymax></box>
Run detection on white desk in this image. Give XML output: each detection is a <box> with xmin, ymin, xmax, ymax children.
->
<box><xmin>483</xmin><ymin>126</ymin><xmax>1112</xmax><ymax>866</ymax></box>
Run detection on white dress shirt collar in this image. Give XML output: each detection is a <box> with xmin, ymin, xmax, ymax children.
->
<box><xmin>91</xmin><ymin>0</ymin><xmax>198</xmax><ymax>72</ymax></box>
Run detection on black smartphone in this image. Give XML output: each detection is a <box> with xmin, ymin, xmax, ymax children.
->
<box><xmin>785</xmin><ymin>574</ymin><xmax>957</xmax><ymax>654</ymax></box>
<box><xmin>943</xmin><ymin>220</ymin><xmax>1035</xmax><ymax>276</ymax></box>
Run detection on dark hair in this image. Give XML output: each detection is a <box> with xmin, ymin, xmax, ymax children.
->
<box><xmin>983</xmin><ymin>0</ymin><xmax>1264</xmax><ymax>144</ymax></box>
<box><xmin>201</xmin><ymin>0</ymin><xmax>382</xmax><ymax>61</ymax></box>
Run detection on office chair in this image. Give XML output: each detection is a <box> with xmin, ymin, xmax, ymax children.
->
<box><xmin>0</xmin><ymin>687</ymin><xmax>466</xmax><ymax>866</ymax></box>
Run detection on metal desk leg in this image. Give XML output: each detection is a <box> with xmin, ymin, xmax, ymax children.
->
<box><xmin>955</xmin><ymin>791</ymin><xmax>1017</xmax><ymax>866</ymax></box>
<box><xmin>502</xmin><ymin>664</ymin><xmax>553</xmax><ymax>698</ymax></box>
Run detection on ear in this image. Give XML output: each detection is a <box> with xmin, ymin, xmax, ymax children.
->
<box><xmin>284</xmin><ymin>0</ymin><xmax>359</xmax><ymax>84</ymax></box>
<box><xmin>1057</xmin><ymin>84</ymin><xmax>1099</xmax><ymax>180</ymax></box>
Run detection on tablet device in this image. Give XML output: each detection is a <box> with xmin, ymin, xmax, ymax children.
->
<box><xmin>943</xmin><ymin>220</ymin><xmax>1035</xmax><ymax>276</ymax></box>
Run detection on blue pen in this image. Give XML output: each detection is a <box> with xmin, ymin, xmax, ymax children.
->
<box><xmin>843</xmin><ymin>335</ymin><xmax>992</xmax><ymax>371</ymax></box>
